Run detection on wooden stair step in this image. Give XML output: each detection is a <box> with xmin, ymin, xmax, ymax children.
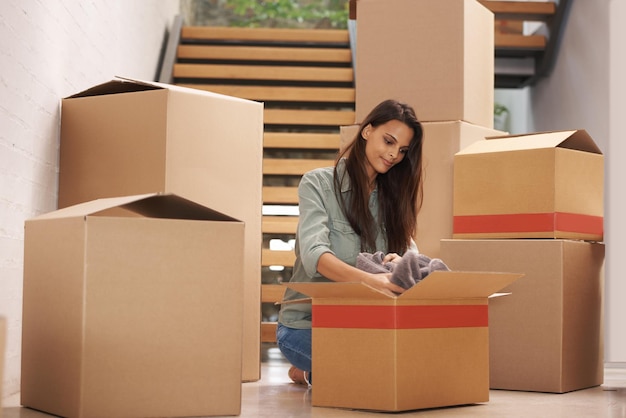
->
<box><xmin>264</xmin><ymin>109</ymin><xmax>355</xmax><ymax>126</ymax></box>
<box><xmin>479</xmin><ymin>1</ymin><xmax>556</xmax><ymax>21</ymax></box>
<box><xmin>262</xmin><ymin>284</ymin><xmax>287</xmax><ymax>303</ymax></box>
<box><xmin>263</xmin><ymin>186</ymin><xmax>299</xmax><ymax>204</ymax></box>
<box><xmin>262</xmin><ymin>249</ymin><xmax>296</xmax><ymax>267</ymax></box>
<box><xmin>178</xmin><ymin>84</ymin><xmax>355</xmax><ymax>103</ymax></box>
<box><xmin>496</xmin><ymin>33</ymin><xmax>547</xmax><ymax>50</ymax></box>
<box><xmin>181</xmin><ymin>26</ymin><xmax>349</xmax><ymax>44</ymax></box>
<box><xmin>261</xmin><ymin>322</ymin><xmax>278</xmax><ymax>343</ymax></box>
<box><xmin>263</xmin><ymin>158</ymin><xmax>335</xmax><ymax>175</ymax></box>
<box><xmin>174</xmin><ymin>63</ymin><xmax>354</xmax><ymax>83</ymax></box>
<box><xmin>264</xmin><ymin>132</ymin><xmax>341</xmax><ymax>149</ymax></box>
<box><xmin>177</xmin><ymin>44</ymin><xmax>352</xmax><ymax>63</ymax></box>
<box><xmin>262</xmin><ymin>216</ymin><xmax>299</xmax><ymax>234</ymax></box>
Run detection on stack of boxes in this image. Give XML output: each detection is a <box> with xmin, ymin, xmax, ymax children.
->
<box><xmin>325</xmin><ymin>0</ymin><xmax>604</xmax><ymax>410</ymax></box>
<box><xmin>442</xmin><ymin>129</ymin><xmax>605</xmax><ymax>393</ymax></box>
<box><xmin>345</xmin><ymin>0</ymin><xmax>504</xmax><ymax>259</ymax></box>
<box><xmin>303</xmin><ymin>0</ymin><xmax>528</xmax><ymax>412</ymax></box>
<box><xmin>21</xmin><ymin>78</ymin><xmax>264</xmax><ymax>416</ymax></box>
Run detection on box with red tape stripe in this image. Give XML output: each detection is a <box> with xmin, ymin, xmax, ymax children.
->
<box><xmin>285</xmin><ymin>270</ymin><xmax>523</xmax><ymax>412</ymax></box>
<box><xmin>453</xmin><ymin>130</ymin><xmax>603</xmax><ymax>241</ymax></box>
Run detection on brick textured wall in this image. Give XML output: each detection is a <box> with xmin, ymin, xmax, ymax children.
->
<box><xmin>0</xmin><ymin>0</ymin><xmax>180</xmax><ymax>399</ymax></box>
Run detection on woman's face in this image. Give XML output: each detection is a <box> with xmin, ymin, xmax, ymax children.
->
<box><xmin>362</xmin><ymin>119</ymin><xmax>413</xmax><ymax>182</ymax></box>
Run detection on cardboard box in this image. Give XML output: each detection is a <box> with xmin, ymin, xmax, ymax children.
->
<box><xmin>453</xmin><ymin>130</ymin><xmax>604</xmax><ymax>241</ymax></box>
<box><xmin>22</xmin><ymin>194</ymin><xmax>245</xmax><ymax>417</ymax></box>
<box><xmin>440</xmin><ymin>239</ymin><xmax>605</xmax><ymax>393</ymax></box>
<box><xmin>58</xmin><ymin>77</ymin><xmax>263</xmax><ymax>381</ymax></box>
<box><xmin>286</xmin><ymin>271</ymin><xmax>522</xmax><ymax>411</ymax></box>
<box><xmin>355</xmin><ymin>0</ymin><xmax>494</xmax><ymax>126</ymax></box>
<box><xmin>341</xmin><ymin>121</ymin><xmax>506</xmax><ymax>258</ymax></box>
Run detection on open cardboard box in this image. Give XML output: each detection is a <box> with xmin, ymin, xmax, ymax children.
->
<box><xmin>285</xmin><ymin>270</ymin><xmax>523</xmax><ymax>412</ymax></box>
<box><xmin>22</xmin><ymin>193</ymin><xmax>245</xmax><ymax>417</ymax></box>
<box><xmin>453</xmin><ymin>129</ymin><xmax>604</xmax><ymax>241</ymax></box>
<box><xmin>58</xmin><ymin>76</ymin><xmax>263</xmax><ymax>381</ymax></box>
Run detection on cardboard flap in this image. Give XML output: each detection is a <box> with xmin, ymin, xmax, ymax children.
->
<box><xmin>120</xmin><ymin>194</ymin><xmax>240</xmax><ymax>221</ymax></box>
<box><xmin>284</xmin><ymin>282</ymin><xmax>391</xmax><ymax>300</ymax></box>
<box><xmin>284</xmin><ymin>271</ymin><xmax>523</xmax><ymax>302</ymax></box>
<box><xmin>67</xmin><ymin>76</ymin><xmax>258</xmax><ymax>105</ymax></box>
<box><xmin>461</xmin><ymin>130</ymin><xmax>601</xmax><ymax>155</ymax></box>
<box><xmin>31</xmin><ymin>194</ymin><xmax>241</xmax><ymax>222</ymax></box>
<box><xmin>66</xmin><ymin>77</ymin><xmax>163</xmax><ymax>99</ymax></box>
<box><xmin>559</xmin><ymin>129</ymin><xmax>602</xmax><ymax>154</ymax></box>
<box><xmin>117</xmin><ymin>76</ymin><xmax>257</xmax><ymax>103</ymax></box>
<box><xmin>32</xmin><ymin>193</ymin><xmax>159</xmax><ymax>220</ymax></box>
<box><xmin>400</xmin><ymin>271</ymin><xmax>523</xmax><ymax>300</ymax></box>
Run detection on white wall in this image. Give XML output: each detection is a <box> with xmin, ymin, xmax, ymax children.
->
<box><xmin>529</xmin><ymin>0</ymin><xmax>620</xmax><ymax>363</ymax></box>
<box><xmin>506</xmin><ymin>0</ymin><xmax>625</xmax><ymax>364</ymax></box>
<box><xmin>0</xmin><ymin>0</ymin><xmax>180</xmax><ymax>399</ymax></box>
<box><xmin>529</xmin><ymin>1</ymin><xmax>609</xmax><ymax>144</ymax></box>
<box><xmin>494</xmin><ymin>88</ymin><xmax>531</xmax><ymax>135</ymax></box>
<box><xmin>608</xmin><ymin>0</ymin><xmax>626</xmax><ymax>365</ymax></box>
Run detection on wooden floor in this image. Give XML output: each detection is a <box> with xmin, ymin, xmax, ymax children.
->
<box><xmin>4</xmin><ymin>344</ymin><xmax>626</xmax><ymax>417</ymax></box>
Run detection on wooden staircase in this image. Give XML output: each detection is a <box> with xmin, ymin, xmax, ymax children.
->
<box><xmin>480</xmin><ymin>0</ymin><xmax>570</xmax><ymax>88</ymax></box>
<box><xmin>168</xmin><ymin>25</ymin><xmax>355</xmax><ymax>343</ymax></box>
<box><xmin>156</xmin><ymin>0</ymin><xmax>571</xmax><ymax>345</ymax></box>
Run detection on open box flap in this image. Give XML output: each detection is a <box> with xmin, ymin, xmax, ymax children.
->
<box><xmin>66</xmin><ymin>76</ymin><xmax>252</xmax><ymax>103</ymax></box>
<box><xmin>462</xmin><ymin>129</ymin><xmax>601</xmax><ymax>155</ymax></box>
<box><xmin>284</xmin><ymin>271</ymin><xmax>523</xmax><ymax>301</ymax></box>
<box><xmin>400</xmin><ymin>271</ymin><xmax>523</xmax><ymax>300</ymax></box>
<box><xmin>30</xmin><ymin>193</ymin><xmax>241</xmax><ymax>222</ymax></box>
<box><xmin>31</xmin><ymin>193</ymin><xmax>158</xmax><ymax>220</ymax></box>
<box><xmin>65</xmin><ymin>77</ymin><xmax>163</xmax><ymax>99</ymax></box>
<box><xmin>68</xmin><ymin>76</ymin><xmax>256</xmax><ymax>104</ymax></box>
<box><xmin>119</xmin><ymin>194</ymin><xmax>240</xmax><ymax>221</ymax></box>
<box><xmin>120</xmin><ymin>76</ymin><xmax>255</xmax><ymax>102</ymax></box>
<box><xmin>284</xmin><ymin>282</ymin><xmax>391</xmax><ymax>301</ymax></box>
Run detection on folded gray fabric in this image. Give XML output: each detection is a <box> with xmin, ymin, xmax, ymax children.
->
<box><xmin>356</xmin><ymin>250</ymin><xmax>450</xmax><ymax>291</ymax></box>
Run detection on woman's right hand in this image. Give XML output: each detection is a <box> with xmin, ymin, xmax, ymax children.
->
<box><xmin>316</xmin><ymin>252</ymin><xmax>405</xmax><ymax>296</ymax></box>
<box><xmin>362</xmin><ymin>273</ymin><xmax>405</xmax><ymax>296</ymax></box>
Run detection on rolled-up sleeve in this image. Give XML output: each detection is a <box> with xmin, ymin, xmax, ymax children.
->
<box><xmin>296</xmin><ymin>172</ymin><xmax>335</xmax><ymax>278</ymax></box>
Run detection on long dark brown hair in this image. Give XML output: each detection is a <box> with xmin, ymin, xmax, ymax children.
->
<box><xmin>334</xmin><ymin>99</ymin><xmax>424</xmax><ymax>254</ymax></box>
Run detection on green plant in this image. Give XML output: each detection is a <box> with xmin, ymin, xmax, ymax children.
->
<box><xmin>226</xmin><ymin>0</ymin><xmax>349</xmax><ymax>28</ymax></box>
<box><xmin>494</xmin><ymin>102</ymin><xmax>510</xmax><ymax>131</ymax></box>
<box><xmin>494</xmin><ymin>103</ymin><xmax>509</xmax><ymax>116</ymax></box>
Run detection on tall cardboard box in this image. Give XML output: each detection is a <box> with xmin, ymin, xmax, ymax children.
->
<box><xmin>58</xmin><ymin>77</ymin><xmax>263</xmax><ymax>381</ymax></box>
<box><xmin>453</xmin><ymin>130</ymin><xmax>604</xmax><ymax>241</ymax></box>
<box><xmin>355</xmin><ymin>0</ymin><xmax>494</xmax><ymax>126</ymax></box>
<box><xmin>22</xmin><ymin>194</ymin><xmax>245</xmax><ymax>417</ymax></box>
<box><xmin>286</xmin><ymin>271</ymin><xmax>522</xmax><ymax>411</ymax></box>
<box><xmin>440</xmin><ymin>239</ymin><xmax>605</xmax><ymax>393</ymax></box>
<box><xmin>341</xmin><ymin>121</ymin><xmax>505</xmax><ymax>258</ymax></box>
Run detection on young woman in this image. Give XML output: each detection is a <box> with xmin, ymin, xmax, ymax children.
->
<box><xmin>276</xmin><ymin>99</ymin><xmax>424</xmax><ymax>385</ymax></box>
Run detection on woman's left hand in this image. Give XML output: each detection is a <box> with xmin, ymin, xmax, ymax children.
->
<box><xmin>383</xmin><ymin>253</ymin><xmax>402</xmax><ymax>264</ymax></box>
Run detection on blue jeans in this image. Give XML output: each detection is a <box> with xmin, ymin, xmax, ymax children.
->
<box><xmin>276</xmin><ymin>323</ymin><xmax>312</xmax><ymax>373</ymax></box>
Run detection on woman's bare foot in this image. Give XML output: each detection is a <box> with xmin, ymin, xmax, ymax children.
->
<box><xmin>288</xmin><ymin>366</ymin><xmax>310</xmax><ymax>385</ymax></box>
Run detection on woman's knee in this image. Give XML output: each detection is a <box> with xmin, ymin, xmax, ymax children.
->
<box><xmin>276</xmin><ymin>324</ymin><xmax>312</xmax><ymax>371</ymax></box>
